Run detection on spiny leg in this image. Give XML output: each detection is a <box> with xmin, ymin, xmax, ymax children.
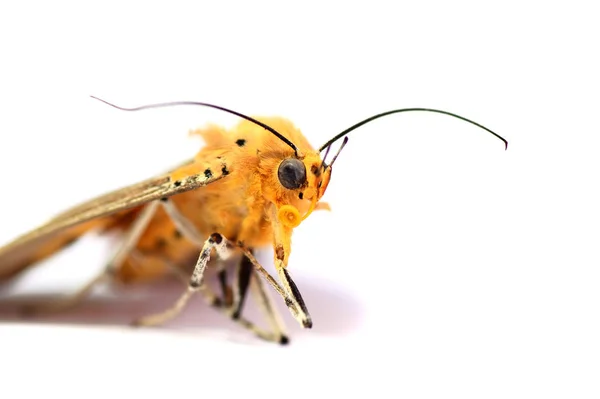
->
<box><xmin>161</xmin><ymin>195</ymin><xmax>238</xmax><ymax>304</ymax></box>
<box><xmin>148</xmin><ymin>248</ymin><xmax>288</xmax><ymax>344</ymax></box>
<box><xmin>209</xmin><ymin>256</ymin><xmax>287</xmax><ymax>344</ymax></box>
<box><xmin>132</xmin><ymin>233</ymin><xmax>229</xmax><ymax>327</ymax></box>
<box><xmin>159</xmin><ymin>198</ymin><xmax>258</xmax><ymax>324</ymax></box>
<box><xmin>161</xmin><ymin>197</ymin><xmax>293</xmax><ymax>312</ymax></box>
<box><xmin>221</xmin><ymin>250</ymin><xmax>288</xmax><ymax>344</ymax></box>
<box><xmin>141</xmin><ymin>197</ymin><xmax>237</xmax><ymax>321</ymax></box>
<box><xmin>22</xmin><ymin>201</ymin><xmax>160</xmax><ymax>315</ymax></box>
<box><xmin>154</xmin><ymin>198</ymin><xmax>293</xmax><ymax>342</ymax></box>
<box><xmin>227</xmin><ymin>250</ymin><xmax>288</xmax><ymax>342</ymax></box>
<box><xmin>153</xmin><ymin>251</ymin><xmax>220</xmax><ymax>304</ymax></box>
<box><xmin>197</xmin><ymin>248</ymin><xmax>253</xmax><ymax>314</ymax></box>
<box><xmin>277</xmin><ymin>266</ymin><xmax>312</xmax><ymax>328</ymax></box>
<box><xmin>248</xmin><ymin>255</ymin><xmax>289</xmax><ymax>344</ymax></box>
<box><xmin>237</xmin><ymin>247</ymin><xmax>310</xmax><ymax>328</ymax></box>
<box><xmin>163</xmin><ymin>197</ymin><xmax>306</xmax><ymax>327</ymax></box>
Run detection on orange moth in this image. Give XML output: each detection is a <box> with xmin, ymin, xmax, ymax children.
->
<box><xmin>0</xmin><ymin>97</ymin><xmax>508</xmax><ymax>344</ymax></box>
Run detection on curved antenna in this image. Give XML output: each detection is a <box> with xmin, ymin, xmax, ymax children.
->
<box><xmin>90</xmin><ymin>96</ymin><xmax>299</xmax><ymax>156</ymax></box>
<box><xmin>319</xmin><ymin>108</ymin><xmax>508</xmax><ymax>152</ymax></box>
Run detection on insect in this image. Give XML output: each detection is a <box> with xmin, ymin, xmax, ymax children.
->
<box><xmin>0</xmin><ymin>97</ymin><xmax>508</xmax><ymax>344</ymax></box>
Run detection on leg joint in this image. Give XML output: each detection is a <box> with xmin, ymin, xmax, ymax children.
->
<box><xmin>209</xmin><ymin>232</ymin><xmax>223</xmax><ymax>244</ymax></box>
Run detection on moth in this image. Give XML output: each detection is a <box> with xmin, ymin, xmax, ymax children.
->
<box><xmin>0</xmin><ymin>97</ymin><xmax>508</xmax><ymax>344</ymax></box>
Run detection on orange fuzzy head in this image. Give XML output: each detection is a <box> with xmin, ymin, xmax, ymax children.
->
<box><xmin>199</xmin><ymin>116</ymin><xmax>338</xmax><ymax>232</ymax></box>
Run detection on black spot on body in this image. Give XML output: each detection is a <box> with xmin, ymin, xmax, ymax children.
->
<box><xmin>221</xmin><ymin>165</ymin><xmax>230</xmax><ymax>175</ymax></box>
<box><xmin>204</xmin><ymin>169</ymin><xmax>212</xmax><ymax>179</ymax></box>
<box><xmin>311</xmin><ymin>165</ymin><xmax>321</xmax><ymax>177</ymax></box>
<box><xmin>236</xmin><ymin>139</ymin><xmax>246</xmax><ymax>147</ymax></box>
<box><xmin>155</xmin><ymin>238</ymin><xmax>167</xmax><ymax>249</ymax></box>
<box><xmin>173</xmin><ymin>180</ymin><xmax>182</xmax><ymax>187</ymax></box>
<box><xmin>173</xmin><ymin>229</ymin><xmax>183</xmax><ymax>239</ymax></box>
<box><xmin>298</xmin><ymin>192</ymin><xmax>304</xmax><ymax>199</ymax></box>
<box><xmin>160</xmin><ymin>197</ymin><xmax>168</xmax><ymax>202</ymax></box>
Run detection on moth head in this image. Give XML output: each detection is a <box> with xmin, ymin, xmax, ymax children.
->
<box><xmin>274</xmin><ymin>146</ymin><xmax>342</xmax><ymax>229</ymax></box>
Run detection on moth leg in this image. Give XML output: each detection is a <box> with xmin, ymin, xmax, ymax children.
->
<box><xmin>132</xmin><ymin>232</ymin><xmax>229</xmax><ymax>327</ymax></box>
<box><xmin>276</xmin><ymin>264</ymin><xmax>313</xmax><ymax>328</ymax></box>
<box><xmin>137</xmin><ymin>247</ymin><xmax>288</xmax><ymax>344</ymax></box>
<box><xmin>237</xmin><ymin>247</ymin><xmax>308</xmax><ymax>327</ymax></box>
<box><xmin>211</xmin><ymin>254</ymin><xmax>288</xmax><ymax>344</ymax></box>
<box><xmin>144</xmin><ymin>199</ymin><xmax>290</xmax><ymax>342</ymax></box>
<box><xmin>130</xmin><ymin>197</ymin><xmax>228</xmax><ymax>326</ymax></box>
<box><xmin>160</xmin><ymin>197</ymin><xmax>234</xmax><ymax>311</ymax></box>
<box><xmin>246</xmin><ymin>253</ymin><xmax>289</xmax><ymax>343</ymax></box>
<box><xmin>216</xmin><ymin>260</ymin><xmax>234</xmax><ymax>308</ymax></box>
<box><xmin>161</xmin><ymin>197</ymin><xmax>297</xmax><ymax>316</ymax></box>
<box><xmin>220</xmin><ymin>250</ymin><xmax>289</xmax><ymax>344</ymax></box>
<box><xmin>22</xmin><ymin>201</ymin><xmax>161</xmax><ymax>315</ymax></box>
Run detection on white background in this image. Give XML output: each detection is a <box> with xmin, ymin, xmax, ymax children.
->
<box><xmin>0</xmin><ymin>1</ymin><xmax>598</xmax><ymax>398</ymax></box>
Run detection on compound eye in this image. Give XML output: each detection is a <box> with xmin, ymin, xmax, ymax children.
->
<box><xmin>278</xmin><ymin>158</ymin><xmax>307</xmax><ymax>189</ymax></box>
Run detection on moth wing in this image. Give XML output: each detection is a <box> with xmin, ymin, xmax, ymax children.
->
<box><xmin>0</xmin><ymin>159</ymin><xmax>228</xmax><ymax>280</ymax></box>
